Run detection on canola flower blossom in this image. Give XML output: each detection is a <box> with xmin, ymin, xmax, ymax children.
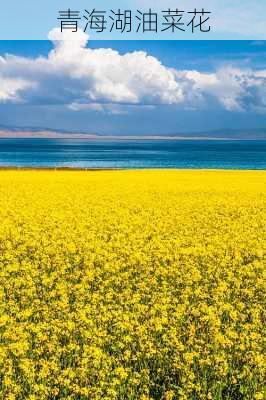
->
<box><xmin>0</xmin><ymin>169</ymin><xmax>265</xmax><ymax>400</ymax></box>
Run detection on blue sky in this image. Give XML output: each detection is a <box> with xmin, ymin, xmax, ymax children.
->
<box><xmin>0</xmin><ymin>38</ymin><xmax>265</xmax><ymax>136</ymax></box>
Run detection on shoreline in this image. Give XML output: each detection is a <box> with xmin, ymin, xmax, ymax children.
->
<box><xmin>0</xmin><ymin>166</ymin><xmax>122</xmax><ymax>171</ymax></box>
<box><xmin>0</xmin><ymin>133</ymin><xmax>266</xmax><ymax>141</ymax></box>
<box><xmin>0</xmin><ymin>167</ymin><xmax>265</xmax><ymax>172</ymax></box>
<box><xmin>0</xmin><ymin>137</ymin><xmax>265</xmax><ymax>141</ymax></box>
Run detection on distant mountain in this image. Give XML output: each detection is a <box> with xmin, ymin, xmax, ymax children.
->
<box><xmin>0</xmin><ymin>126</ymin><xmax>98</xmax><ymax>139</ymax></box>
<box><xmin>0</xmin><ymin>125</ymin><xmax>265</xmax><ymax>140</ymax></box>
<box><xmin>0</xmin><ymin>125</ymin><xmax>81</xmax><ymax>135</ymax></box>
<box><xmin>181</xmin><ymin>129</ymin><xmax>266</xmax><ymax>140</ymax></box>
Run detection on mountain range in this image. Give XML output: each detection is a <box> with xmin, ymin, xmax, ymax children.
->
<box><xmin>0</xmin><ymin>125</ymin><xmax>265</xmax><ymax>140</ymax></box>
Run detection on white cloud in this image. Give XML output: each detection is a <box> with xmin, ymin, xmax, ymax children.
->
<box><xmin>180</xmin><ymin>67</ymin><xmax>247</xmax><ymax>111</ymax></box>
<box><xmin>0</xmin><ymin>57</ymin><xmax>35</xmax><ymax>102</ymax></box>
<box><xmin>0</xmin><ymin>76</ymin><xmax>33</xmax><ymax>102</ymax></box>
<box><xmin>0</xmin><ymin>28</ymin><xmax>265</xmax><ymax>113</ymax></box>
<box><xmin>48</xmin><ymin>27</ymin><xmax>89</xmax><ymax>47</ymax></box>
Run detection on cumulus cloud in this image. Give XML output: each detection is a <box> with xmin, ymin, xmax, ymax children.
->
<box><xmin>179</xmin><ymin>67</ymin><xmax>258</xmax><ymax>112</ymax></box>
<box><xmin>0</xmin><ymin>76</ymin><xmax>33</xmax><ymax>102</ymax></box>
<box><xmin>0</xmin><ymin>28</ymin><xmax>265</xmax><ymax>113</ymax></box>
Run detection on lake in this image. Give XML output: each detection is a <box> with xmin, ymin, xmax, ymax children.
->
<box><xmin>0</xmin><ymin>138</ymin><xmax>265</xmax><ymax>169</ymax></box>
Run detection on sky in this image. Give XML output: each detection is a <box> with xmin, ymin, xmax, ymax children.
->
<box><xmin>0</xmin><ymin>34</ymin><xmax>266</xmax><ymax>136</ymax></box>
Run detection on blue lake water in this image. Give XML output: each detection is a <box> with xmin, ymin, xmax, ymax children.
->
<box><xmin>0</xmin><ymin>139</ymin><xmax>265</xmax><ymax>169</ymax></box>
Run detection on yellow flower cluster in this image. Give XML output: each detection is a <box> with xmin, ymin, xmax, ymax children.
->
<box><xmin>0</xmin><ymin>170</ymin><xmax>265</xmax><ymax>400</ymax></box>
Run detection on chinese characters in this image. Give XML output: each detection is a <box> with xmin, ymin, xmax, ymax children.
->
<box><xmin>57</xmin><ymin>8</ymin><xmax>211</xmax><ymax>34</ymax></box>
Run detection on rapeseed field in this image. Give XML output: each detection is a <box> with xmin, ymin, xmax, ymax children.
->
<box><xmin>0</xmin><ymin>170</ymin><xmax>265</xmax><ymax>400</ymax></box>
